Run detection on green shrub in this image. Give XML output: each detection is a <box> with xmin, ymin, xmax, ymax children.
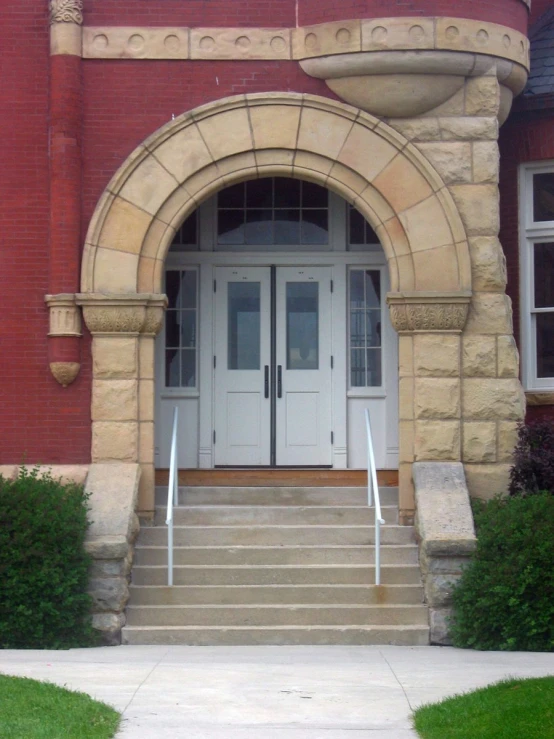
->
<box><xmin>0</xmin><ymin>467</ymin><xmax>95</xmax><ymax>649</ymax></box>
<box><xmin>509</xmin><ymin>420</ymin><xmax>554</xmax><ymax>497</ymax></box>
<box><xmin>450</xmin><ymin>493</ymin><xmax>554</xmax><ymax>651</ymax></box>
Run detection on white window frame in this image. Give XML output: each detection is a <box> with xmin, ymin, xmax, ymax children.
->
<box><xmin>519</xmin><ymin>161</ymin><xmax>554</xmax><ymax>390</ymax></box>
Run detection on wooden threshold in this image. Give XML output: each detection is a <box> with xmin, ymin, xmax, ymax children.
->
<box><xmin>155</xmin><ymin>468</ymin><xmax>398</xmax><ymax>487</ymax></box>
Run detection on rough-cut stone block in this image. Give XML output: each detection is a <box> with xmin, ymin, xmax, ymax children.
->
<box><xmin>413</xmin><ymin>334</ymin><xmax>459</xmax><ymax>377</ymax></box>
<box><xmin>415</xmin><ymin>142</ymin><xmax>472</xmax><ymax>184</ymax></box>
<box><xmin>415</xmin><ymin>378</ymin><xmax>460</xmax><ymax>419</ymax></box>
<box><xmin>464</xmin><ymin>463</ymin><xmax>512</xmax><ymax>499</ymax></box>
<box><xmin>498</xmin><ymin>421</ymin><xmax>519</xmax><ymax>463</ymax></box>
<box><xmin>449</xmin><ymin>184</ymin><xmax>499</xmax><ymax>236</ymax></box>
<box><xmin>438</xmin><ymin>117</ymin><xmax>498</xmax><ymax>141</ymax></box>
<box><xmin>472</xmin><ymin>142</ymin><xmax>499</xmax><ymax>184</ymax></box>
<box><xmin>465</xmin><ymin>76</ymin><xmax>500</xmax><ymax>117</ymax></box>
<box><xmin>463</xmin><ymin>421</ymin><xmax>497</xmax><ymax>463</ymax></box>
<box><xmin>92</xmin><ymin>613</ymin><xmax>125</xmax><ymax>646</ymax></box>
<box><xmin>465</xmin><ymin>293</ymin><xmax>513</xmax><ymax>335</ymax></box>
<box><xmin>92</xmin><ymin>380</ymin><xmax>138</xmax><ymax>422</ymax></box>
<box><xmin>88</xmin><ymin>578</ymin><xmax>129</xmax><ymax>613</ymax></box>
<box><xmin>85</xmin><ymin>536</ymin><xmax>129</xmax><ymax>560</ymax></box>
<box><xmin>398</xmin><ymin>335</ymin><xmax>413</xmax><ymax>377</ymax></box>
<box><xmin>388</xmin><ymin>117</ymin><xmax>442</xmax><ymax>141</ymax></box>
<box><xmin>497</xmin><ymin>335</ymin><xmax>520</xmax><ymax>378</ymax></box>
<box><xmin>414</xmin><ymin>421</ymin><xmax>460</xmax><ymax>461</ymax></box>
<box><xmin>93</xmin><ymin>336</ymin><xmax>138</xmax><ymax>379</ymax></box>
<box><xmin>92</xmin><ymin>422</ymin><xmax>138</xmax><ymax>462</ymax></box>
<box><xmin>463</xmin><ymin>378</ymin><xmax>525</xmax><ymax>421</ymax></box>
<box><xmin>469</xmin><ymin>236</ymin><xmax>507</xmax><ymax>292</ymax></box>
<box><xmin>86</xmin><ymin>464</ymin><xmax>141</xmax><ymax>541</ymax></box>
<box><xmin>424</xmin><ymin>574</ymin><xmax>459</xmax><ymax>608</ymax></box>
<box><xmin>429</xmin><ymin>607</ymin><xmax>453</xmax><ymax>645</ymax></box>
<box><xmin>413</xmin><ymin>462</ymin><xmax>476</xmax><ymax>556</ymax></box>
<box><xmin>89</xmin><ymin>559</ymin><xmax>127</xmax><ymax>579</ymax></box>
<box><xmin>462</xmin><ymin>335</ymin><xmax>496</xmax><ymax>377</ymax></box>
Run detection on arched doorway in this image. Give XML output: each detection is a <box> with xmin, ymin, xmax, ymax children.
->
<box><xmin>155</xmin><ymin>176</ymin><xmax>399</xmax><ymax>472</ymax></box>
<box><xmin>78</xmin><ymin>92</ymin><xmax>472</xmax><ymax>518</ymax></box>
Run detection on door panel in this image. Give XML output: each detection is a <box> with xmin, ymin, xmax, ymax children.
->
<box><xmin>214</xmin><ymin>267</ymin><xmax>271</xmax><ymax>465</ymax></box>
<box><xmin>276</xmin><ymin>267</ymin><xmax>333</xmax><ymax>465</ymax></box>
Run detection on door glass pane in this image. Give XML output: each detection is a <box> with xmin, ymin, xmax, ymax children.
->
<box><xmin>534</xmin><ymin>243</ymin><xmax>554</xmax><ymax>308</ymax></box>
<box><xmin>537</xmin><ymin>313</ymin><xmax>554</xmax><ymax>377</ymax></box>
<box><xmin>228</xmin><ymin>282</ymin><xmax>261</xmax><ymax>370</ymax></box>
<box><xmin>533</xmin><ymin>173</ymin><xmax>554</xmax><ymax>222</ymax></box>
<box><xmin>287</xmin><ymin>282</ymin><xmax>319</xmax><ymax>370</ymax></box>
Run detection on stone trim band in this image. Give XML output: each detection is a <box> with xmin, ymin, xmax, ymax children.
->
<box><xmin>81</xmin><ymin>17</ymin><xmax>530</xmax><ymax>71</ymax></box>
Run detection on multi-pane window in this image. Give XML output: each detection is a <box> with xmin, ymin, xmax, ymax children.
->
<box><xmin>348</xmin><ymin>205</ymin><xmax>380</xmax><ymax>249</ymax></box>
<box><xmin>520</xmin><ymin>164</ymin><xmax>554</xmax><ymax>389</ymax></box>
<box><xmin>349</xmin><ymin>270</ymin><xmax>382</xmax><ymax>387</ymax></box>
<box><xmin>217</xmin><ymin>177</ymin><xmax>329</xmax><ymax>246</ymax></box>
<box><xmin>165</xmin><ymin>270</ymin><xmax>198</xmax><ymax>387</ymax></box>
<box><xmin>169</xmin><ymin>212</ymin><xmax>198</xmax><ymax>252</ymax></box>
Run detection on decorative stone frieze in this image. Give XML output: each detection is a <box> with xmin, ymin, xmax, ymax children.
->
<box><xmin>387</xmin><ymin>292</ymin><xmax>471</xmax><ymax>333</ymax></box>
<box><xmin>76</xmin><ymin>294</ymin><xmax>167</xmax><ymax>335</ymax></box>
<box><xmin>49</xmin><ymin>0</ymin><xmax>83</xmax><ymax>25</ymax></box>
<box><xmin>45</xmin><ymin>293</ymin><xmax>82</xmax><ymax>337</ymax></box>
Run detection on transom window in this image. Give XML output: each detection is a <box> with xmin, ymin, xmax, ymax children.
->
<box><xmin>520</xmin><ymin>163</ymin><xmax>554</xmax><ymax>390</ymax></box>
<box><xmin>217</xmin><ymin>177</ymin><xmax>329</xmax><ymax>246</ymax></box>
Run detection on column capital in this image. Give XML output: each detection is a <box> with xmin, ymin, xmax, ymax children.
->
<box><xmin>76</xmin><ymin>293</ymin><xmax>167</xmax><ymax>335</ymax></box>
<box><xmin>387</xmin><ymin>291</ymin><xmax>471</xmax><ymax>333</ymax></box>
<box><xmin>49</xmin><ymin>0</ymin><xmax>83</xmax><ymax>25</ymax></box>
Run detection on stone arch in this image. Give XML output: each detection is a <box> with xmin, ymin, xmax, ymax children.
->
<box><xmin>81</xmin><ymin>93</ymin><xmax>471</xmax><ymax>297</ymax></box>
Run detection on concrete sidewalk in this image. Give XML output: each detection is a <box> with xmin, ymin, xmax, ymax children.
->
<box><xmin>1</xmin><ymin>646</ymin><xmax>553</xmax><ymax>738</ymax></box>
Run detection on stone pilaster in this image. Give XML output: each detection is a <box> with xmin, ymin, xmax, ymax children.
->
<box><xmin>76</xmin><ymin>293</ymin><xmax>166</xmax><ymax>515</ymax></box>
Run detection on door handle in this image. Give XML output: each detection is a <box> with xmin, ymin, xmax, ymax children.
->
<box><xmin>277</xmin><ymin>365</ymin><xmax>282</xmax><ymax>398</ymax></box>
<box><xmin>264</xmin><ymin>365</ymin><xmax>269</xmax><ymax>399</ymax></box>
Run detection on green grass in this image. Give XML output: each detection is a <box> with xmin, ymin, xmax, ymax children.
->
<box><xmin>413</xmin><ymin>676</ymin><xmax>554</xmax><ymax>739</ymax></box>
<box><xmin>0</xmin><ymin>674</ymin><xmax>120</xmax><ymax>739</ymax></box>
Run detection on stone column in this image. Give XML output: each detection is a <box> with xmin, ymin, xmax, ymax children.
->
<box><xmin>385</xmin><ymin>62</ymin><xmax>526</xmax><ymax>509</ymax></box>
<box><xmin>389</xmin><ymin>293</ymin><xmax>471</xmax><ymax>523</ymax></box>
<box><xmin>76</xmin><ymin>294</ymin><xmax>166</xmax><ymax>516</ymax></box>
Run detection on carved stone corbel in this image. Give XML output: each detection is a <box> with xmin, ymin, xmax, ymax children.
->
<box><xmin>49</xmin><ymin>0</ymin><xmax>83</xmax><ymax>56</ymax></box>
<box><xmin>45</xmin><ymin>294</ymin><xmax>82</xmax><ymax>387</ymax></box>
<box><xmin>387</xmin><ymin>291</ymin><xmax>472</xmax><ymax>333</ymax></box>
<box><xmin>49</xmin><ymin>0</ymin><xmax>83</xmax><ymax>25</ymax></box>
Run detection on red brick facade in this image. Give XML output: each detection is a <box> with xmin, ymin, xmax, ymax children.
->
<box><xmin>1</xmin><ymin>0</ymin><xmax>548</xmax><ymax>464</ymax></box>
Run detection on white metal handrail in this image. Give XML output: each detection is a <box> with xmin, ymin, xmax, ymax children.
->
<box><xmin>166</xmin><ymin>407</ymin><xmax>179</xmax><ymax>586</ymax></box>
<box><xmin>365</xmin><ymin>408</ymin><xmax>385</xmax><ymax>586</ymax></box>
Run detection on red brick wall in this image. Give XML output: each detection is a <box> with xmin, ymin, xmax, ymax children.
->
<box><xmin>299</xmin><ymin>0</ymin><xmax>528</xmax><ymax>33</ymax></box>
<box><xmin>84</xmin><ymin>0</ymin><xmax>296</xmax><ymax>27</ymax></box>
<box><xmin>0</xmin><ymin>0</ymin><xmax>92</xmax><ymax>465</ymax></box>
<box><xmin>499</xmin><ymin>113</ymin><xmax>554</xmax><ymax>421</ymax></box>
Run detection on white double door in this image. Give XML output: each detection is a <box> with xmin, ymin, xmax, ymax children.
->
<box><xmin>214</xmin><ymin>266</ymin><xmax>333</xmax><ymax>466</ymax></box>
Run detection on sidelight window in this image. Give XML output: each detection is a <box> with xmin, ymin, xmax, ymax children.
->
<box><xmin>164</xmin><ymin>269</ymin><xmax>198</xmax><ymax>387</ymax></box>
<box><xmin>349</xmin><ymin>269</ymin><xmax>382</xmax><ymax>387</ymax></box>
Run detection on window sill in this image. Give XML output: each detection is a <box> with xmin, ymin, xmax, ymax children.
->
<box><xmin>525</xmin><ymin>391</ymin><xmax>554</xmax><ymax>406</ymax></box>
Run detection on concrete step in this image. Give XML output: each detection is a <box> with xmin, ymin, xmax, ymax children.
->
<box><xmin>133</xmin><ymin>544</ymin><xmax>420</xmax><ymax>567</ymax></box>
<box><xmin>124</xmin><ymin>603</ymin><xmax>430</xmax><ymax>627</ymax></box>
<box><xmin>155</xmin><ymin>486</ymin><xmax>399</xmax><ymax>507</ymax></box>
<box><xmin>128</xmin><ymin>583</ymin><xmax>425</xmax><ymax>606</ymax></box>
<box><xmin>122</xmin><ymin>624</ymin><xmax>430</xmax><ymax>646</ymax></box>
<box><xmin>137</xmin><ymin>525</ymin><xmax>405</xmax><ymax>547</ymax></box>
<box><xmin>154</xmin><ymin>505</ymin><xmax>398</xmax><ymax>526</ymax></box>
<box><xmin>131</xmin><ymin>563</ymin><xmax>423</xmax><ymax>586</ymax></box>
<box><xmin>137</xmin><ymin>524</ymin><xmax>415</xmax><ymax>547</ymax></box>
